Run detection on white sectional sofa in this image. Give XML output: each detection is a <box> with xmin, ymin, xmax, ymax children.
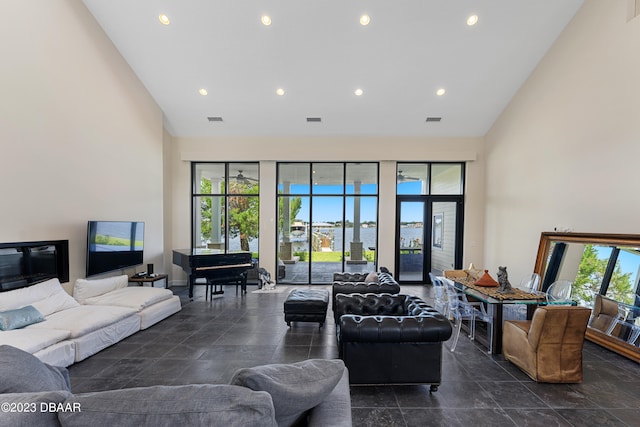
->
<box><xmin>73</xmin><ymin>275</ymin><xmax>181</xmax><ymax>330</ymax></box>
<box><xmin>0</xmin><ymin>275</ymin><xmax>181</xmax><ymax>367</ymax></box>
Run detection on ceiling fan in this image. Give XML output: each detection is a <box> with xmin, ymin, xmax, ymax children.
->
<box><xmin>397</xmin><ymin>171</ymin><xmax>420</xmax><ymax>182</ymax></box>
<box><xmin>231</xmin><ymin>170</ymin><xmax>258</xmax><ymax>184</ymax></box>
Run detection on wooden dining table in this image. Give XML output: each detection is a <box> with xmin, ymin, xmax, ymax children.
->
<box><xmin>451</xmin><ymin>277</ymin><xmax>575</xmax><ymax>354</ymax></box>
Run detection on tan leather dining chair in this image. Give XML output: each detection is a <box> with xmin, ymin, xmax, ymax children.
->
<box><xmin>502</xmin><ymin>305</ymin><xmax>591</xmax><ymax>383</ymax></box>
<box><xmin>589</xmin><ymin>294</ymin><xmax>622</xmax><ymax>335</ymax></box>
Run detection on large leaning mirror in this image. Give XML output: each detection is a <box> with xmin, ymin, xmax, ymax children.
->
<box><xmin>534</xmin><ymin>232</ymin><xmax>640</xmax><ymax>363</ymax></box>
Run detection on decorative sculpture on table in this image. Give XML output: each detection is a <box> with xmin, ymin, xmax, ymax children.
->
<box><xmin>497</xmin><ymin>266</ymin><xmax>514</xmax><ymax>294</ymax></box>
<box><xmin>465</xmin><ymin>263</ymin><xmax>483</xmax><ymax>280</ymax></box>
<box><xmin>475</xmin><ymin>270</ymin><xmax>499</xmax><ymax>287</ymax></box>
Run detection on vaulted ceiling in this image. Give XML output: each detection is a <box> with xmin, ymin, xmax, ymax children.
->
<box><xmin>83</xmin><ymin>1</ymin><xmax>584</xmax><ymax>137</ymax></box>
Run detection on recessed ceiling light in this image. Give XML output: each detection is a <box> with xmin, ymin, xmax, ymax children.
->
<box><xmin>276</xmin><ymin>88</ymin><xmax>285</xmax><ymax>96</ymax></box>
<box><xmin>261</xmin><ymin>15</ymin><xmax>272</xmax><ymax>26</ymax></box>
<box><xmin>158</xmin><ymin>14</ymin><xmax>170</xmax><ymax>25</ymax></box>
<box><xmin>198</xmin><ymin>88</ymin><xmax>208</xmax><ymax>96</ymax></box>
<box><xmin>360</xmin><ymin>14</ymin><xmax>371</xmax><ymax>26</ymax></box>
<box><xmin>354</xmin><ymin>88</ymin><xmax>364</xmax><ymax>96</ymax></box>
<box><xmin>467</xmin><ymin>14</ymin><xmax>479</xmax><ymax>26</ymax></box>
<box><xmin>436</xmin><ymin>88</ymin><xmax>446</xmax><ymax>96</ymax></box>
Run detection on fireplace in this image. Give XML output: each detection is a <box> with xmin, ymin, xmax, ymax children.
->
<box><xmin>0</xmin><ymin>240</ymin><xmax>69</xmax><ymax>291</ymax></box>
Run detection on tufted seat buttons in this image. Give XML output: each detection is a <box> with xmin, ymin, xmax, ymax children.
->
<box><xmin>331</xmin><ymin>271</ymin><xmax>401</xmax><ymax>318</ymax></box>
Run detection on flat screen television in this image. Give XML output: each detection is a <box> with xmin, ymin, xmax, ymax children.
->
<box><xmin>86</xmin><ymin>221</ymin><xmax>144</xmax><ymax>277</ymax></box>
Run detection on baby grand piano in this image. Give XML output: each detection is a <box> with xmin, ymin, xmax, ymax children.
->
<box><xmin>172</xmin><ymin>249</ymin><xmax>253</xmax><ymax>299</ymax></box>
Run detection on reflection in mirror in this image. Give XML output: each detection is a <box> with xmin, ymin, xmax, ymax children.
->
<box><xmin>542</xmin><ymin>242</ymin><xmax>640</xmax><ymax>307</ymax></box>
<box><xmin>535</xmin><ymin>232</ymin><xmax>640</xmax><ymax>362</ymax></box>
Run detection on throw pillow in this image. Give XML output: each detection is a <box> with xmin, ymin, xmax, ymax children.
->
<box><xmin>73</xmin><ymin>275</ymin><xmax>129</xmax><ymax>304</ymax></box>
<box><xmin>364</xmin><ymin>272</ymin><xmax>378</xmax><ymax>283</ymax></box>
<box><xmin>0</xmin><ymin>305</ymin><xmax>45</xmax><ymax>330</ymax></box>
<box><xmin>0</xmin><ymin>345</ymin><xmax>71</xmax><ymax>393</ymax></box>
<box><xmin>230</xmin><ymin>359</ymin><xmax>345</xmax><ymax>427</ymax></box>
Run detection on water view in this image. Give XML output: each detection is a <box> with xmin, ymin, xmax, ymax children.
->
<box><xmin>228</xmin><ymin>226</ymin><xmax>425</xmax><ymax>253</ymax></box>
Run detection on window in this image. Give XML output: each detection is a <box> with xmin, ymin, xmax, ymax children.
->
<box><xmin>277</xmin><ymin>162</ymin><xmax>378</xmax><ymax>284</ymax></box>
<box><xmin>397</xmin><ymin>162</ymin><xmax>463</xmax><ymax>195</ymax></box>
<box><xmin>548</xmin><ymin>242</ymin><xmax>640</xmax><ymax>307</ymax></box>
<box><xmin>192</xmin><ymin>163</ymin><xmax>259</xmax><ymax>255</ymax></box>
<box><xmin>573</xmin><ymin>244</ymin><xmax>639</xmax><ymax>306</ymax></box>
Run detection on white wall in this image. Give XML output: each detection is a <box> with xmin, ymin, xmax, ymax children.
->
<box><xmin>0</xmin><ymin>0</ymin><xmax>164</xmax><ymax>292</ymax></box>
<box><xmin>168</xmin><ymin>136</ymin><xmax>485</xmax><ymax>284</ymax></box>
<box><xmin>0</xmin><ymin>2</ymin><xmax>488</xmax><ymax>290</ymax></box>
<box><xmin>484</xmin><ymin>0</ymin><xmax>640</xmax><ymax>281</ymax></box>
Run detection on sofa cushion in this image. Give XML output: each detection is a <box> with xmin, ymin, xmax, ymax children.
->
<box><xmin>57</xmin><ymin>385</ymin><xmax>277</xmax><ymax>427</ymax></box>
<box><xmin>1</xmin><ymin>391</ymin><xmax>72</xmax><ymax>427</ymax></box>
<box><xmin>230</xmin><ymin>359</ymin><xmax>345</xmax><ymax>427</ymax></box>
<box><xmin>0</xmin><ymin>345</ymin><xmax>71</xmax><ymax>393</ymax></box>
<box><xmin>82</xmin><ymin>287</ymin><xmax>173</xmax><ymax>311</ymax></box>
<box><xmin>333</xmin><ymin>272</ymin><xmax>369</xmax><ymax>282</ymax></box>
<box><xmin>0</xmin><ymin>278</ymin><xmax>79</xmax><ymax>316</ymax></box>
<box><xmin>73</xmin><ymin>275</ymin><xmax>128</xmax><ymax>304</ymax></box>
<box><xmin>335</xmin><ymin>293</ymin><xmax>408</xmax><ymax>316</ymax></box>
<box><xmin>0</xmin><ymin>305</ymin><xmax>45</xmax><ymax>330</ymax></box>
<box><xmin>0</xmin><ymin>329</ymin><xmax>71</xmax><ymax>354</ymax></box>
<box><xmin>306</xmin><ymin>368</ymin><xmax>352</xmax><ymax>427</ymax></box>
<box><xmin>27</xmin><ymin>305</ymin><xmax>137</xmax><ymax>338</ymax></box>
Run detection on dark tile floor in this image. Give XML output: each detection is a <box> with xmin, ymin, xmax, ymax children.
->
<box><xmin>67</xmin><ymin>284</ymin><xmax>640</xmax><ymax>427</ymax></box>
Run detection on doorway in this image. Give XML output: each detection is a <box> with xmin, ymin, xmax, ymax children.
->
<box><xmin>395</xmin><ymin>163</ymin><xmax>465</xmax><ymax>283</ymax></box>
<box><xmin>396</xmin><ymin>199</ymin><xmax>463</xmax><ymax>283</ymax></box>
<box><xmin>277</xmin><ymin>162</ymin><xmax>379</xmax><ymax>284</ymax></box>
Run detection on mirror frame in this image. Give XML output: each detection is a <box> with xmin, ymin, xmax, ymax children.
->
<box><xmin>534</xmin><ymin>232</ymin><xmax>640</xmax><ymax>363</ymax></box>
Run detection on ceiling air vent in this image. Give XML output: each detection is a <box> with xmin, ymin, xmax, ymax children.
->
<box><xmin>426</xmin><ymin>117</ymin><xmax>442</xmax><ymax>122</ymax></box>
<box><xmin>306</xmin><ymin>117</ymin><xmax>322</xmax><ymax>122</ymax></box>
<box><xmin>207</xmin><ymin>116</ymin><xmax>223</xmax><ymax>122</ymax></box>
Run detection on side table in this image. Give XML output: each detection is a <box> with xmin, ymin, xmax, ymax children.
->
<box><xmin>128</xmin><ymin>274</ymin><xmax>169</xmax><ymax>288</ymax></box>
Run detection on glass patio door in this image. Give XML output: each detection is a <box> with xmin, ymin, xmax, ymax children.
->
<box><xmin>397</xmin><ymin>201</ymin><xmax>426</xmax><ymax>282</ymax></box>
<box><xmin>396</xmin><ymin>199</ymin><xmax>462</xmax><ymax>283</ymax></box>
<box><xmin>277</xmin><ymin>162</ymin><xmax>378</xmax><ymax>284</ymax></box>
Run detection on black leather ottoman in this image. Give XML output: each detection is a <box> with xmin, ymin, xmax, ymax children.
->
<box><xmin>284</xmin><ymin>288</ymin><xmax>330</xmax><ymax>327</ymax></box>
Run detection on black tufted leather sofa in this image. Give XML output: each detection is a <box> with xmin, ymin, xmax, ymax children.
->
<box><xmin>332</xmin><ymin>272</ymin><xmax>370</xmax><ymax>283</ymax></box>
<box><xmin>334</xmin><ymin>293</ymin><xmax>452</xmax><ymax>390</ymax></box>
<box><xmin>331</xmin><ymin>271</ymin><xmax>401</xmax><ymax>317</ymax></box>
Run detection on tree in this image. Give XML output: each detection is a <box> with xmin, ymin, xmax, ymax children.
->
<box><xmin>573</xmin><ymin>245</ymin><xmax>634</xmax><ymax>305</ymax></box>
<box><xmin>198</xmin><ymin>178</ymin><xmax>260</xmax><ymax>251</ymax></box>
<box><xmin>277</xmin><ymin>196</ymin><xmax>302</xmax><ymax>234</ymax></box>
<box><xmin>199</xmin><ymin>179</ymin><xmax>213</xmax><ymax>242</ymax></box>
<box><xmin>227</xmin><ymin>182</ymin><xmax>259</xmax><ymax>251</ymax></box>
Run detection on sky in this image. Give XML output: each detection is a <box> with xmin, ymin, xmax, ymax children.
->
<box><xmin>595</xmin><ymin>246</ymin><xmax>640</xmax><ymax>291</ymax></box>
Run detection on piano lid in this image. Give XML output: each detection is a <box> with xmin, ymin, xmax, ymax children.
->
<box><xmin>173</xmin><ymin>248</ymin><xmax>252</xmax><ymax>256</ymax></box>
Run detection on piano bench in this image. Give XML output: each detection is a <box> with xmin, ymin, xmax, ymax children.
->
<box><xmin>284</xmin><ymin>288</ymin><xmax>330</xmax><ymax>328</ymax></box>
